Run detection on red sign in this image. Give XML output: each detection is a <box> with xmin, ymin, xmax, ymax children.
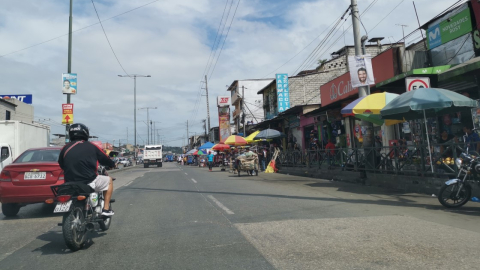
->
<box><xmin>471</xmin><ymin>0</ymin><xmax>480</xmax><ymax>29</ymax></box>
<box><xmin>372</xmin><ymin>48</ymin><xmax>395</xmax><ymax>83</ymax></box>
<box><xmin>62</xmin><ymin>103</ymin><xmax>73</xmax><ymax>114</ymax></box>
<box><xmin>320</xmin><ymin>72</ymin><xmax>358</xmax><ymax>106</ymax></box>
<box><xmin>217</xmin><ymin>96</ymin><xmax>231</xmax><ymax>107</ymax></box>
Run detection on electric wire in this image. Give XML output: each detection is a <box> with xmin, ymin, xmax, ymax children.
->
<box><xmin>0</xmin><ymin>0</ymin><xmax>161</xmax><ymax>59</ymax></box>
<box><xmin>91</xmin><ymin>0</ymin><xmax>129</xmax><ymax>75</ymax></box>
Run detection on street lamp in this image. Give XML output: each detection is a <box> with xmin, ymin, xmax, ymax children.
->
<box><xmin>118</xmin><ymin>74</ymin><xmax>151</xmax><ymax>164</ymax></box>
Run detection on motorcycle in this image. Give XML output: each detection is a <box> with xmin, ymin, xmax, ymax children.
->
<box><xmin>438</xmin><ymin>151</ymin><xmax>480</xmax><ymax>208</ymax></box>
<box><xmin>48</xmin><ymin>166</ymin><xmax>115</xmax><ymax>251</ymax></box>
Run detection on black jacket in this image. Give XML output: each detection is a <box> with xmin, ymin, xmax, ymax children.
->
<box><xmin>58</xmin><ymin>140</ymin><xmax>115</xmax><ymax>183</ymax></box>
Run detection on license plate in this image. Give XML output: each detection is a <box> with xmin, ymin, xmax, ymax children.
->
<box><xmin>24</xmin><ymin>172</ymin><xmax>46</xmax><ymax>180</ymax></box>
<box><xmin>54</xmin><ymin>201</ymin><xmax>72</xmax><ymax>213</ymax></box>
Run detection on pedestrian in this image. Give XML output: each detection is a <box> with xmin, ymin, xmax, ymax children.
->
<box><xmin>463</xmin><ymin>126</ymin><xmax>480</xmax><ymax>153</ymax></box>
<box><xmin>258</xmin><ymin>148</ymin><xmax>265</xmax><ymax>171</ymax></box>
<box><xmin>374</xmin><ymin>136</ymin><xmax>383</xmax><ymax>169</ymax></box>
<box><xmin>325</xmin><ymin>139</ymin><xmax>335</xmax><ymax>166</ymax></box>
<box><xmin>207</xmin><ymin>151</ymin><xmax>214</xmax><ymax>171</ymax></box>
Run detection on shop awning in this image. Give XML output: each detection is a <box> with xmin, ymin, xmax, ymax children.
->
<box><xmin>438</xmin><ymin>57</ymin><xmax>480</xmax><ymax>82</ymax></box>
<box><xmin>376</xmin><ymin>65</ymin><xmax>452</xmax><ymax>88</ymax></box>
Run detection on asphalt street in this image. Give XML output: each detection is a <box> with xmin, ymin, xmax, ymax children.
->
<box><xmin>1</xmin><ymin>162</ymin><xmax>480</xmax><ymax>269</ymax></box>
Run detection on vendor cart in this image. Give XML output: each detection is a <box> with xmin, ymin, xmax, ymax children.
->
<box><xmin>235</xmin><ymin>153</ymin><xmax>259</xmax><ymax>176</ymax></box>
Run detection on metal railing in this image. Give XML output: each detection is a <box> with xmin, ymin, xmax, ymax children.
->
<box><xmin>275</xmin><ymin>141</ymin><xmax>473</xmax><ymax>178</ymax></box>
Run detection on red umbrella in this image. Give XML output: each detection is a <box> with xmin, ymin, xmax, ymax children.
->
<box><xmin>224</xmin><ymin>135</ymin><xmax>248</xmax><ymax>146</ymax></box>
<box><xmin>212</xmin><ymin>144</ymin><xmax>231</xmax><ymax>151</ymax></box>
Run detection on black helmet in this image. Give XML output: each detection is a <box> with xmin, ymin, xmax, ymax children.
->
<box><xmin>69</xmin><ymin>123</ymin><xmax>89</xmax><ymax>141</ymax></box>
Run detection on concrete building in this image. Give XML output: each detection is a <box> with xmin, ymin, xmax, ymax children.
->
<box><xmin>0</xmin><ymin>98</ymin><xmax>34</xmax><ymax>122</ymax></box>
<box><xmin>227</xmin><ymin>79</ymin><xmax>273</xmax><ymax>135</ymax></box>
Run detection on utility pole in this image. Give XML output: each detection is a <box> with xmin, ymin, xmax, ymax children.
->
<box><xmin>205</xmin><ymin>75</ymin><xmax>211</xmax><ymax>132</ymax></box>
<box><xmin>203</xmin><ymin>119</ymin><xmax>207</xmax><ymax>142</ymax></box>
<box><xmin>351</xmin><ymin>0</ymin><xmax>368</xmax><ymax>98</ymax></box>
<box><xmin>138</xmin><ymin>107</ymin><xmax>157</xmax><ymax>145</ymax></box>
<box><xmin>186</xmin><ymin>120</ymin><xmax>189</xmax><ymax>150</ymax></box>
<box><xmin>65</xmin><ymin>0</ymin><xmax>73</xmax><ymax>142</ymax></box>
<box><xmin>396</xmin><ymin>24</ymin><xmax>409</xmax><ymax>71</ymax></box>
<box><xmin>127</xmin><ymin>127</ymin><xmax>128</xmax><ymax>145</ymax></box>
<box><xmin>242</xmin><ymin>86</ymin><xmax>245</xmax><ymax>136</ymax></box>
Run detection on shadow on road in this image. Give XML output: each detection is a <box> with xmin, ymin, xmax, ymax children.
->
<box><xmin>1</xmin><ymin>203</ymin><xmax>63</xmax><ymax>221</ymax></box>
<box><xmin>33</xmin><ymin>230</ymin><xmax>107</xmax><ymax>255</ymax></box>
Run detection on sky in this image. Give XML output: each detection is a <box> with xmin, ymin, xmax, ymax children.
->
<box><xmin>0</xmin><ymin>0</ymin><xmax>459</xmax><ymax>146</ymax></box>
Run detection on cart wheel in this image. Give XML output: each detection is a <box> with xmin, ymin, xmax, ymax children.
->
<box><xmin>238</xmin><ymin>170</ymin><xmax>240</xmax><ymax>177</ymax></box>
<box><xmin>255</xmin><ymin>170</ymin><xmax>258</xmax><ymax>176</ymax></box>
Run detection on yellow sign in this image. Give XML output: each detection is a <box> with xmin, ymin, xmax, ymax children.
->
<box><xmin>62</xmin><ymin>114</ymin><xmax>73</xmax><ymax>124</ymax></box>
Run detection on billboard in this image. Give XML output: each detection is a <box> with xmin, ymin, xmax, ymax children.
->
<box><xmin>348</xmin><ymin>55</ymin><xmax>375</xmax><ymax>88</ymax></box>
<box><xmin>218</xmin><ymin>107</ymin><xmax>231</xmax><ymax>143</ymax></box>
<box><xmin>62</xmin><ymin>73</ymin><xmax>77</xmax><ymax>94</ymax></box>
<box><xmin>426</xmin><ymin>8</ymin><xmax>472</xmax><ymax>49</ymax></box>
<box><xmin>276</xmin><ymin>74</ymin><xmax>290</xmax><ymax>113</ymax></box>
<box><xmin>217</xmin><ymin>96</ymin><xmax>231</xmax><ymax>107</ymax></box>
<box><xmin>0</xmin><ymin>95</ymin><xmax>32</xmax><ymax>104</ymax></box>
<box><xmin>320</xmin><ymin>72</ymin><xmax>358</xmax><ymax>107</ymax></box>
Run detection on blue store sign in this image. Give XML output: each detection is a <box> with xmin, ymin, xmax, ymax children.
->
<box><xmin>0</xmin><ymin>94</ymin><xmax>33</xmax><ymax>104</ymax></box>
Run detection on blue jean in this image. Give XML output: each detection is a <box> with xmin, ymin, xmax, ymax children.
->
<box><xmin>260</xmin><ymin>159</ymin><xmax>266</xmax><ymax>171</ymax></box>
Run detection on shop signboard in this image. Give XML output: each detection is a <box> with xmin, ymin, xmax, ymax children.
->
<box><xmin>405</xmin><ymin>77</ymin><xmax>431</xmax><ymax>92</ymax></box>
<box><xmin>62</xmin><ymin>73</ymin><xmax>77</xmax><ymax>94</ymax></box>
<box><xmin>426</xmin><ymin>8</ymin><xmax>473</xmax><ymax>49</ymax></box>
<box><xmin>217</xmin><ymin>96</ymin><xmax>231</xmax><ymax>107</ymax></box>
<box><xmin>348</xmin><ymin>55</ymin><xmax>375</xmax><ymax>87</ymax></box>
<box><xmin>320</xmin><ymin>72</ymin><xmax>358</xmax><ymax>107</ymax></box>
<box><xmin>471</xmin><ymin>0</ymin><xmax>480</xmax><ymax>29</ymax></box>
<box><xmin>473</xmin><ymin>29</ymin><xmax>480</xmax><ymax>56</ymax></box>
<box><xmin>0</xmin><ymin>94</ymin><xmax>32</xmax><ymax>104</ymax></box>
<box><xmin>218</xmin><ymin>107</ymin><xmax>231</xmax><ymax>143</ymax></box>
<box><xmin>276</xmin><ymin>73</ymin><xmax>290</xmax><ymax>113</ymax></box>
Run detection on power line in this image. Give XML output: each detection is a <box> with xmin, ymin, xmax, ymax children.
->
<box><xmin>0</xmin><ymin>0</ymin><xmax>161</xmax><ymax>59</ymax></box>
<box><xmin>208</xmin><ymin>0</ymin><xmax>241</xmax><ymax>79</ymax></box>
<box><xmin>91</xmin><ymin>0</ymin><xmax>129</xmax><ymax>75</ymax></box>
<box><xmin>369</xmin><ymin>0</ymin><xmax>406</xmax><ymax>33</ymax></box>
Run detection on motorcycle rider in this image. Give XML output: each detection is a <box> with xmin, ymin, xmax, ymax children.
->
<box><xmin>58</xmin><ymin>123</ymin><xmax>116</xmax><ymax>216</ymax></box>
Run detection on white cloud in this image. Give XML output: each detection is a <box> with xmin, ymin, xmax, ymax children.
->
<box><xmin>0</xmin><ymin>0</ymin><xmax>458</xmax><ymax>146</ymax></box>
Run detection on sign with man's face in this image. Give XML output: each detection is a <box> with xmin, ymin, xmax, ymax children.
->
<box><xmin>348</xmin><ymin>55</ymin><xmax>374</xmax><ymax>88</ymax></box>
<box><xmin>62</xmin><ymin>73</ymin><xmax>77</xmax><ymax>94</ymax></box>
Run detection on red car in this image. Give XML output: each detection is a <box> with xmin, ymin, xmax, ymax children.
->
<box><xmin>0</xmin><ymin>147</ymin><xmax>64</xmax><ymax>217</ymax></box>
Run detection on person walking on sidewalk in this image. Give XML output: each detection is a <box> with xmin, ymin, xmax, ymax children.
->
<box><xmin>207</xmin><ymin>151</ymin><xmax>214</xmax><ymax>171</ymax></box>
<box><xmin>258</xmin><ymin>148</ymin><xmax>266</xmax><ymax>171</ymax></box>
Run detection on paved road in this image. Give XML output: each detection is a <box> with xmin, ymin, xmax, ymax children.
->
<box><xmin>1</xmin><ymin>162</ymin><xmax>480</xmax><ymax>269</ymax></box>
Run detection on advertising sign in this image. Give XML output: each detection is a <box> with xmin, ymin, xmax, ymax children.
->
<box><xmin>276</xmin><ymin>74</ymin><xmax>290</xmax><ymax>113</ymax></box>
<box><xmin>427</xmin><ymin>8</ymin><xmax>472</xmax><ymax>49</ymax></box>
<box><xmin>62</xmin><ymin>103</ymin><xmax>74</xmax><ymax>124</ymax></box>
<box><xmin>218</xmin><ymin>107</ymin><xmax>231</xmax><ymax>143</ymax></box>
<box><xmin>320</xmin><ymin>72</ymin><xmax>358</xmax><ymax>107</ymax></box>
<box><xmin>474</xmin><ymin>29</ymin><xmax>480</xmax><ymax>56</ymax></box>
<box><xmin>348</xmin><ymin>55</ymin><xmax>375</xmax><ymax>88</ymax></box>
<box><xmin>0</xmin><ymin>94</ymin><xmax>33</xmax><ymax>104</ymax></box>
<box><xmin>62</xmin><ymin>73</ymin><xmax>77</xmax><ymax>94</ymax></box>
<box><xmin>217</xmin><ymin>96</ymin><xmax>231</xmax><ymax>107</ymax></box>
<box><xmin>405</xmin><ymin>77</ymin><xmax>431</xmax><ymax>92</ymax></box>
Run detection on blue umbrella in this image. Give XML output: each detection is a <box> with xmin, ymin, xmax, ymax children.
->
<box><xmin>198</xmin><ymin>142</ymin><xmax>214</xmax><ymax>150</ymax></box>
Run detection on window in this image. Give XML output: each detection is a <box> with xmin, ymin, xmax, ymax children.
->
<box><xmin>15</xmin><ymin>149</ymin><xmax>60</xmax><ymax>163</ymax></box>
<box><xmin>1</xmin><ymin>147</ymin><xmax>9</xmax><ymax>162</ymax></box>
<box><xmin>5</xmin><ymin>110</ymin><xmax>11</xmax><ymax>120</ymax></box>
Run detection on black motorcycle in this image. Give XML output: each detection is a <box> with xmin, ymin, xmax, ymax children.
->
<box><xmin>438</xmin><ymin>152</ymin><xmax>479</xmax><ymax>208</ymax></box>
<box><xmin>48</xmin><ymin>166</ymin><xmax>114</xmax><ymax>251</ymax></box>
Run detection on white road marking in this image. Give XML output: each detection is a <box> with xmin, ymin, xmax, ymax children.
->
<box><xmin>124</xmin><ymin>181</ymin><xmax>133</xmax><ymax>186</ymax></box>
<box><xmin>185</xmin><ymin>172</ymin><xmax>188</xmax><ymax>175</ymax></box>
<box><xmin>207</xmin><ymin>195</ymin><xmax>234</xmax><ymax>215</ymax></box>
<box><xmin>191</xmin><ymin>178</ymin><xmax>197</xmax><ymax>183</ymax></box>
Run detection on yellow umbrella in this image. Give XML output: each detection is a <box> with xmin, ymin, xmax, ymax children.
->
<box><xmin>245</xmin><ymin>131</ymin><xmax>261</xmax><ymax>143</ymax></box>
<box><xmin>223</xmin><ymin>135</ymin><xmax>248</xmax><ymax>146</ymax></box>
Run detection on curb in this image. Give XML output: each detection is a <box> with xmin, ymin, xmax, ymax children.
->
<box><xmin>108</xmin><ymin>164</ymin><xmax>141</xmax><ymax>175</ymax></box>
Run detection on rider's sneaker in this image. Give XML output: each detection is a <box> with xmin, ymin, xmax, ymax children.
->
<box><xmin>102</xmin><ymin>209</ymin><xmax>114</xmax><ymax>216</ymax></box>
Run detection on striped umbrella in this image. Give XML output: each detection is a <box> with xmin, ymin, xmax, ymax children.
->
<box><xmin>223</xmin><ymin>135</ymin><xmax>248</xmax><ymax>146</ymax></box>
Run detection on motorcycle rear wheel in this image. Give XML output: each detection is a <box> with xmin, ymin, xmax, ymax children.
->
<box><xmin>438</xmin><ymin>183</ymin><xmax>471</xmax><ymax>208</ymax></box>
<box><xmin>63</xmin><ymin>207</ymin><xmax>86</xmax><ymax>251</ymax></box>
